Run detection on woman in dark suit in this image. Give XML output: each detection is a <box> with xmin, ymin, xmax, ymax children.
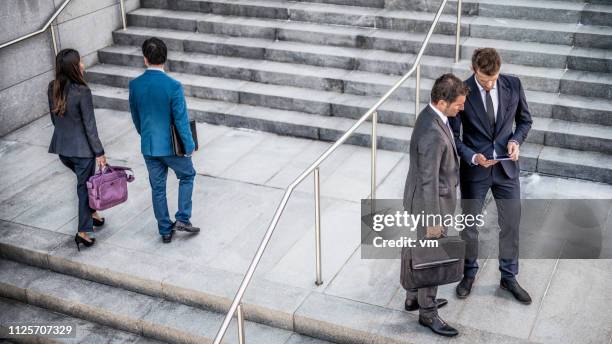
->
<box><xmin>48</xmin><ymin>49</ymin><xmax>107</xmax><ymax>250</ymax></box>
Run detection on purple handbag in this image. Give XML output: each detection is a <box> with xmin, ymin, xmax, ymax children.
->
<box><xmin>86</xmin><ymin>165</ymin><xmax>135</xmax><ymax>211</ymax></box>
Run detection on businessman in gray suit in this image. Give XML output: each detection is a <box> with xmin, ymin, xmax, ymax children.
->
<box><xmin>401</xmin><ymin>74</ymin><xmax>468</xmax><ymax>337</ymax></box>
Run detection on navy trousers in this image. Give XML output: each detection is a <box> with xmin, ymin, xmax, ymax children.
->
<box><xmin>144</xmin><ymin>155</ymin><xmax>196</xmax><ymax>236</ymax></box>
<box><xmin>460</xmin><ymin>164</ymin><xmax>521</xmax><ymax>280</ymax></box>
<box><xmin>59</xmin><ymin>155</ymin><xmax>96</xmax><ymax>234</ymax></box>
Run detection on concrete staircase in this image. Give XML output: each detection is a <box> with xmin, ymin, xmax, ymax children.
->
<box><xmin>83</xmin><ymin>0</ymin><xmax>612</xmax><ymax>184</ymax></box>
<box><xmin>0</xmin><ymin>221</ymin><xmax>532</xmax><ymax>344</ymax></box>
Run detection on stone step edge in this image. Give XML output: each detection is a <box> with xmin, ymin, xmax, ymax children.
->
<box><xmin>0</xmin><ymin>222</ymin><xmax>531</xmax><ymax>344</ymax></box>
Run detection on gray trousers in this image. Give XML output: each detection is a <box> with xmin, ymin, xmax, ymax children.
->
<box><xmin>406</xmin><ymin>286</ymin><xmax>438</xmax><ymax>317</ymax></box>
<box><xmin>404</xmin><ymin>226</ymin><xmax>447</xmax><ymax>317</ymax></box>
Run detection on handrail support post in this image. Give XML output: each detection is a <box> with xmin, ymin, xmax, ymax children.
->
<box><xmin>314</xmin><ymin>167</ymin><xmax>323</xmax><ymax>286</ymax></box>
<box><xmin>49</xmin><ymin>25</ymin><xmax>58</xmax><ymax>57</ymax></box>
<box><xmin>415</xmin><ymin>64</ymin><xmax>421</xmax><ymax>117</ymax></box>
<box><xmin>237</xmin><ymin>303</ymin><xmax>245</xmax><ymax>344</ymax></box>
<box><xmin>455</xmin><ymin>0</ymin><xmax>462</xmax><ymax>63</ymax></box>
<box><xmin>371</xmin><ymin>111</ymin><xmax>377</xmax><ymax>201</ymax></box>
<box><xmin>120</xmin><ymin>0</ymin><xmax>128</xmax><ymax>30</ymax></box>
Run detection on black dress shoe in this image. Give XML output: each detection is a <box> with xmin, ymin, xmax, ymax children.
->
<box><xmin>500</xmin><ymin>278</ymin><xmax>532</xmax><ymax>304</ymax></box>
<box><xmin>162</xmin><ymin>230</ymin><xmax>174</xmax><ymax>244</ymax></box>
<box><xmin>456</xmin><ymin>277</ymin><xmax>475</xmax><ymax>299</ymax></box>
<box><xmin>173</xmin><ymin>221</ymin><xmax>200</xmax><ymax>233</ymax></box>
<box><xmin>405</xmin><ymin>298</ymin><xmax>448</xmax><ymax>311</ymax></box>
<box><xmin>418</xmin><ymin>314</ymin><xmax>459</xmax><ymax>337</ymax></box>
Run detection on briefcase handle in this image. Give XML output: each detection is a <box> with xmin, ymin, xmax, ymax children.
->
<box><xmin>98</xmin><ymin>164</ymin><xmax>135</xmax><ymax>182</ymax></box>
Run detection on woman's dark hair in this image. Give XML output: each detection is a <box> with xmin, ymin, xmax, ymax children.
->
<box><xmin>472</xmin><ymin>48</ymin><xmax>502</xmax><ymax>76</ymax></box>
<box><xmin>431</xmin><ymin>73</ymin><xmax>469</xmax><ymax>104</ymax></box>
<box><xmin>52</xmin><ymin>49</ymin><xmax>87</xmax><ymax>116</ymax></box>
<box><xmin>142</xmin><ymin>37</ymin><xmax>167</xmax><ymax>65</ymax></box>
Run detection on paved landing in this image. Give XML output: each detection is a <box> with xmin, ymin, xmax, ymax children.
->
<box><xmin>1</xmin><ymin>109</ymin><xmax>611</xmax><ymax>343</ymax></box>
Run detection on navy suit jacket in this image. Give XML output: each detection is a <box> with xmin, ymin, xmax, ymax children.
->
<box><xmin>129</xmin><ymin>69</ymin><xmax>195</xmax><ymax>157</ymax></box>
<box><xmin>449</xmin><ymin>74</ymin><xmax>532</xmax><ymax>182</ymax></box>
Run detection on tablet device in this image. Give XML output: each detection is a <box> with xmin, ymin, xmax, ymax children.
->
<box><xmin>488</xmin><ymin>154</ymin><xmax>512</xmax><ymax>161</ymax></box>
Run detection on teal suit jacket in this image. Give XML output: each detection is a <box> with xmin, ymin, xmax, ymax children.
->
<box><xmin>129</xmin><ymin>69</ymin><xmax>195</xmax><ymax>157</ymax></box>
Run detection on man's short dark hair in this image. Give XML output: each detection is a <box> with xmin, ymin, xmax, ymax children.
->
<box><xmin>142</xmin><ymin>37</ymin><xmax>167</xmax><ymax>65</ymax></box>
<box><xmin>471</xmin><ymin>48</ymin><xmax>501</xmax><ymax>76</ymax></box>
<box><xmin>430</xmin><ymin>73</ymin><xmax>469</xmax><ymax>104</ymax></box>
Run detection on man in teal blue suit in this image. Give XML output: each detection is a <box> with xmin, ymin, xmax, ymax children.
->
<box><xmin>129</xmin><ymin>37</ymin><xmax>200</xmax><ymax>243</ymax></box>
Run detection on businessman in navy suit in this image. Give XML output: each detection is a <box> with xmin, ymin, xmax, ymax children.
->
<box><xmin>129</xmin><ymin>37</ymin><xmax>200</xmax><ymax>243</ymax></box>
<box><xmin>449</xmin><ymin>48</ymin><xmax>533</xmax><ymax>304</ymax></box>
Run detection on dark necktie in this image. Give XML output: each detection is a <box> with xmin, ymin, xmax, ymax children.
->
<box><xmin>485</xmin><ymin>90</ymin><xmax>495</xmax><ymax>129</ymax></box>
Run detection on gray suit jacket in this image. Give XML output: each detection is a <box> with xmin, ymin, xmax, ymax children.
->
<box><xmin>403</xmin><ymin>105</ymin><xmax>459</xmax><ymax>220</ymax></box>
<box><xmin>47</xmin><ymin>82</ymin><xmax>104</xmax><ymax>158</ymax></box>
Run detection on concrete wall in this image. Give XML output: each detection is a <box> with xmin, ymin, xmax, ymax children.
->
<box><xmin>0</xmin><ymin>0</ymin><xmax>139</xmax><ymax>137</ymax></box>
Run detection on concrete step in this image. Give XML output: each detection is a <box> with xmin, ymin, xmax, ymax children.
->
<box><xmin>86</xmin><ymin>64</ymin><xmax>612</xmax><ymax>154</ymax></box>
<box><xmin>378</xmin><ymin>0</ymin><xmax>479</xmax><ymax>15</ymax></box>
<box><xmin>124</xmin><ymin>8</ymin><xmax>612</xmax><ymax>73</ymax></box>
<box><xmin>0</xmin><ymin>297</ymin><xmax>167</xmax><ymax>344</ymax></box>
<box><xmin>581</xmin><ymin>3</ymin><xmax>612</xmax><ymax>26</ymax></box>
<box><xmin>529</xmin><ymin>117</ymin><xmax>612</xmax><ymax>154</ymax></box>
<box><xmin>136</xmin><ymin>1</ymin><xmax>612</xmax><ymax>48</ymax></box>
<box><xmin>560</xmin><ymin>69</ymin><xmax>612</xmax><ymax>100</ymax></box>
<box><xmin>88</xmin><ymin>84</ymin><xmax>612</xmax><ymax>182</ymax></box>
<box><xmin>98</xmin><ymin>43</ymin><xmax>612</xmax><ymax>126</ymax></box>
<box><xmin>468</xmin><ymin>16</ymin><xmax>612</xmax><ymax>48</ymax></box>
<box><xmin>293</xmin><ymin>0</ymin><xmax>385</xmax><ymax>9</ymax></box>
<box><xmin>478</xmin><ymin>0</ymin><xmax>612</xmax><ymax>26</ymax></box>
<box><xmin>413</xmin><ymin>0</ymin><xmax>612</xmax><ymax>26</ymax></box>
<box><xmin>0</xmin><ymin>258</ymin><xmax>332</xmax><ymax>344</ymax></box>
<box><xmin>460</xmin><ymin>36</ymin><xmax>612</xmax><ymax>72</ymax></box>
<box><xmin>469</xmin><ymin>0</ymin><xmax>583</xmax><ymax>23</ymax></box>
<box><xmin>0</xmin><ymin>224</ymin><xmax>537</xmax><ymax>344</ymax></box>
<box><xmin>89</xmin><ymin>83</ymin><xmax>413</xmax><ymax>152</ymax></box>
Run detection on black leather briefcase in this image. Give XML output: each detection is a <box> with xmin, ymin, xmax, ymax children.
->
<box><xmin>400</xmin><ymin>236</ymin><xmax>465</xmax><ymax>290</ymax></box>
<box><xmin>171</xmin><ymin>120</ymin><xmax>198</xmax><ymax>156</ymax></box>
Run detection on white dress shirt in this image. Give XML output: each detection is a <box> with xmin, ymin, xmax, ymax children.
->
<box><xmin>147</xmin><ymin>66</ymin><xmax>165</xmax><ymax>72</ymax></box>
<box><xmin>475</xmin><ymin>77</ymin><xmax>498</xmax><ymax>120</ymax></box>
<box><xmin>429</xmin><ymin>103</ymin><xmax>449</xmax><ymax>126</ymax></box>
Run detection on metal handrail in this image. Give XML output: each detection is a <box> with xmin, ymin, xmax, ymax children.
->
<box><xmin>213</xmin><ymin>0</ymin><xmax>462</xmax><ymax>343</ymax></box>
<box><xmin>0</xmin><ymin>0</ymin><xmax>127</xmax><ymax>55</ymax></box>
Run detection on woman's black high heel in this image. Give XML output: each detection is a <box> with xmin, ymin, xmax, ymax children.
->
<box><xmin>92</xmin><ymin>216</ymin><xmax>105</xmax><ymax>227</ymax></box>
<box><xmin>74</xmin><ymin>233</ymin><xmax>95</xmax><ymax>251</ymax></box>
